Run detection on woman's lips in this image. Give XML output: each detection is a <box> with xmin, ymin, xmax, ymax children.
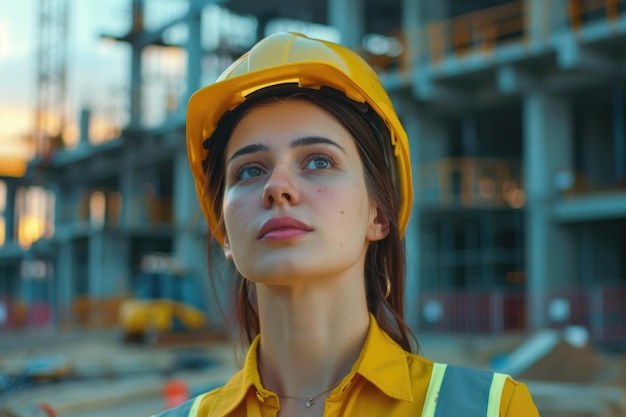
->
<box><xmin>257</xmin><ymin>216</ymin><xmax>313</xmax><ymax>241</ymax></box>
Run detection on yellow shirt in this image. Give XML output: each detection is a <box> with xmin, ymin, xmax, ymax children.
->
<box><xmin>195</xmin><ymin>316</ymin><xmax>539</xmax><ymax>417</ymax></box>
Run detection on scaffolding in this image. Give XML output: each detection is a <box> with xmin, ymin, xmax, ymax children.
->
<box><xmin>34</xmin><ymin>0</ymin><xmax>69</xmax><ymax>159</ymax></box>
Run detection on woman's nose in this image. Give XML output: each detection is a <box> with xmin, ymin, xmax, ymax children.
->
<box><xmin>262</xmin><ymin>165</ymin><xmax>299</xmax><ymax>207</ymax></box>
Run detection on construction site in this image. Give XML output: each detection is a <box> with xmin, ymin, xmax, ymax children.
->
<box><xmin>1</xmin><ymin>0</ymin><xmax>626</xmax><ymax>415</ymax></box>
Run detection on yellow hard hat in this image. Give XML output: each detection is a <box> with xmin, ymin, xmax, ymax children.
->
<box><xmin>187</xmin><ymin>32</ymin><xmax>413</xmax><ymax>244</ymax></box>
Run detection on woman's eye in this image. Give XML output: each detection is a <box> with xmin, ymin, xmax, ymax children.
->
<box><xmin>237</xmin><ymin>164</ymin><xmax>265</xmax><ymax>180</ymax></box>
<box><xmin>304</xmin><ymin>155</ymin><xmax>334</xmax><ymax>170</ymax></box>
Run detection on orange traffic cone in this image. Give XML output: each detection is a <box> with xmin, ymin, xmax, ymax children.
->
<box><xmin>163</xmin><ymin>378</ymin><xmax>189</xmax><ymax>409</ymax></box>
<box><xmin>37</xmin><ymin>403</ymin><xmax>57</xmax><ymax>417</ymax></box>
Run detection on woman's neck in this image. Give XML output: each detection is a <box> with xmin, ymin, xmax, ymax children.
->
<box><xmin>255</xmin><ymin>280</ymin><xmax>370</xmax><ymax>398</ymax></box>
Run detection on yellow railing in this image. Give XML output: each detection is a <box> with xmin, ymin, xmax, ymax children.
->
<box><xmin>58</xmin><ymin>189</ymin><xmax>173</xmax><ymax>229</ymax></box>
<box><xmin>426</xmin><ymin>1</ymin><xmax>527</xmax><ymax>64</ymax></box>
<box><xmin>420</xmin><ymin>157</ymin><xmax>525</xmax><ymax>208</ymax></box>
<box><xmin>366</xmin><ymin>0</ymin><xmax>626</xmax><ymax>70</ymax></box>
<box><xmin>569</xmin><ymin>0</ymin><xmax>625</xmax><ymax>29</ymax></box>
<box><xmin>72</xmin><ymin>295</ymin><xmax>129</xmax><ymax>328</ymax></box>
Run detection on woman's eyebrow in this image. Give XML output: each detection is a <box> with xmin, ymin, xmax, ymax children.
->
<box><xmin>291</xmin><ymin>136</ymin><xmax>346</xmax><ymax>154</ymax></box>
<box><xmin>228</xmin><ymin>137</ymin><xmax>346</xmax><ymax>164</ymax></box>
<box><xmin>228</xmin><ymin>143</ymin><xmax>269</xmax><ymax>163</ymax></box>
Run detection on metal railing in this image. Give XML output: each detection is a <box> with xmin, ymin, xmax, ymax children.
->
<box><xmin>370</xmin><ymin>0</ymin><xmax>626</xmax><ymax>71</ymax></box>
<box><xmin>569</xmin><ymin>0</ymin><xmax>626</xmax><ymax>29</ymax></box>
<box><xmin>57</xmin><ymin>189</ymin><xmax>173</xmax><ymax>230</ymax></box>
<box><xmin>425</xmin><ymin>1</ymin><xmax>528</xmax><ymax>64</ymax></box>
<box><xmin>418</xmin><ymin>284</ymin><xmax>626</xmax><ymax>347</ymax></box>
<box><xmin>419</xmin><ymin>289</ymin><xmax>527</xmax><ymax>334</ymax></box>
<box><xmin>419</xmin><ymin>157</ymin><xmax>524</xmax><ymax>208</ymax></box>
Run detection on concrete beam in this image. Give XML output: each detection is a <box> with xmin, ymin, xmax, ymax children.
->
<box><xmin>497</xmin><ymin>65</ymin><xmax>536</xmax><ymax>94</ymax></box>
<box><xmin>412</xmin><ymin>74</ymin><xmax>469</xmax><ymax>104</ymax></box>
<box><xmin>552</xmin><ymin>191</ymin><xmax>626</xmax><ymax>222</ymax></box>
<box><xmin>557</xmin><ymin>36</ymin><xmax>619</xmax><ymax>76</ymax></box>
<box><xmin>498</xmin><ymin>65</ymin><xmax>614</xmax><ymax>96</ymax></box>
<box><xmin>109</xmin><ymin>0</ymin><xmax>224</xmax><ymax>48</ymax></box>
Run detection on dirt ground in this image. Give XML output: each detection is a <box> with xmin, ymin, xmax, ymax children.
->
<box><xmin>1</xmin><ymin>326</ymin><xmax>624</xmax><ymax>417</ymax></box>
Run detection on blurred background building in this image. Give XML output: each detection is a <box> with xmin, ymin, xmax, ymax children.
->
<box><xmin>0</xmin><ymin>0</ymin><xmax>625</xmax><ymax>351</ymax></box>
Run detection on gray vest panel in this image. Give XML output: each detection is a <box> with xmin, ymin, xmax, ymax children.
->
<box><xmin>434</xmin><ymin>365</ymin><xmax>495</xmax><ymax>417</ymax></box>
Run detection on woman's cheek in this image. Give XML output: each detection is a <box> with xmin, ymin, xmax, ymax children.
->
<box><xmin>223</xmin><ymin>193</ymin><xmax>247</xmax><ymax>230</ymax></box>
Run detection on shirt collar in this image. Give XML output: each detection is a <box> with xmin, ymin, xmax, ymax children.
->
<box><xmin>346</xmin><ymin>313</ymin><xmax>414</xmax><ymax>401</ymax></box>
<box><xmin>210</xmin><ymin>335</ymin><xmax>267</xmax><ymax>416</ymax></box>
<box><xmin>210</xmin><ymin>314</ymin><xmax>413</xmax><ymax>415</ymax></box>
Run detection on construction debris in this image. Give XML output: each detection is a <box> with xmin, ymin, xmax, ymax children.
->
<box><xmin>492</xmin><ymin>326</ymin><xmax>626</xmax><ymax>416</ymax></box>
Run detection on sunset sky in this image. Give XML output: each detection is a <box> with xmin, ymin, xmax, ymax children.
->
<box><xmin>0</xmin><ymin>1</ymin><xmax>340</xmax><ymax>161</ymax></box>
<box><xmin>0</xmin><ymin>0</ymin><xmax>129</xmax><ymax>159</ymax></box>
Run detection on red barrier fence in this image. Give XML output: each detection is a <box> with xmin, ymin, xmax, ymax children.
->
<box><xmin>0</xmin><ymin>297</ymin><xmax>53</xmax><ymax>330</ymax></box>
<box><xmin>418</xmin><ymin>285</ymin><xmax>626</xmax><ymax>347</ymax></box>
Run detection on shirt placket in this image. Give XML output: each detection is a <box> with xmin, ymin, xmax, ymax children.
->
<box><xmin>247</xmin><ymin>386</ymin><xmax>279</xmax><ymax>417</ymax></box>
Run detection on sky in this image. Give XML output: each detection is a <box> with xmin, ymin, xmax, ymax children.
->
<box><xmin>0</xmin><ymin>1</ymin><xmax>346</xmax><ymax>161</ymax></box>
<box><xmin>0</xmin><ymin>0</ymin><xmax>129</xmax><ymax>159</ymax></box>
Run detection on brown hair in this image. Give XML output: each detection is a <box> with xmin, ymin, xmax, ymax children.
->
<box><xmin>202</xmin><ymin>86</ymin><xmax>418</xmax><ymax>353</ymax></box>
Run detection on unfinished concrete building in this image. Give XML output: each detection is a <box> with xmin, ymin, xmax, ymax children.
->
<box><xmin>0</xmin><ymin>0</ymin><xmax>624</xmax><ymax>349</ymax></box>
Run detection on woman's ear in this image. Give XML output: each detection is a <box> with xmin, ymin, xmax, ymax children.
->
<box><xmin>367</xmin><ymin>205</ymin><xmax>390</xmax><ymax>241</ymax></box>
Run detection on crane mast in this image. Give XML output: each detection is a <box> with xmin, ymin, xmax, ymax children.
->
<box><xmin>34</xmin><ymin>0</ymin><xmax>69</xmax><ymax>159</ymax></box>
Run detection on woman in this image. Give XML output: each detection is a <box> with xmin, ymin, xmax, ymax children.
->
<box><xmin>158</xmin><ymin>32</ymin><xmax>539</xmax><ymax>417</ymax></box>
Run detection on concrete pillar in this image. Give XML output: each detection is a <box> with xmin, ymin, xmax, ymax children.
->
<box><xmin>56</xmin><ymin>239</ymin><xmax>73</xmax><ymax>327</ymax></box>
<box><xmin>402</xmin><ymin>0</ymin><xmax>448</xmax><ymax>67</ymax></box>
<box><xmin>88</xmin><ymin>232</ymin><xmax>130</xmax><ymax>299</ymax></box>
<box><xmin>526</xmin><ymin>0</ymin><xmax>548</xmax><ymax>47</ymax></box>
<box><xmin>88</xmin><ymin>231</ymin><xmax>103</xmax><ymax>298</ymax></box>
<box><xmin>328</xmin><ymin>0</ymin><xmax>365</xmax><ymax>50</ymax></box>
<box><xmin>129</xmin><ymin>45</ymin><xmax>143</xmax><ymax>129</ymax></box>
<box><xmin>52</xmin><ymin>184</ymin><xmax>63</xmax><ymax>228</ymax></box>
<box><xmin>524</xmin><ymin>0</ymin><xmax>569</xmax><ymax>49</ymax></box>
<box><xmin>4</xmin><ymin>181</ymin><xmax>16</xmax><ymax>243</ymax></box>
<box><xmin>172</xmin><ymin>147</ymin><xmax>200</xmax><ymax>258</ymax></box>
<box><xmin>527</xmin><ymin>0</ymin><xmax>569</xmax><ymax>48</ymax></box>
<box><xmin>612</xmin><ymin>82</ymin><xmax>625</xmax><ymax>184</ymax></box>
<box><xmin>396</xmin><ymin>95</ymin><xmax>449</xmax><ymax>331</ymax></box>
<box><xmin>120</xmin><ymin>160</ymin><xmax>134</xmax><ymax>228</ymax></box>
<box><xmin>172</xmin><ymin>146</ymin><xmax>213</xmax><ymax>315</ymax></box>
<box><xmin>523</xmin><ymin>91</ymin><xmax>576</xmax><ymax>329</ymax></box>
<box><xmin>101</xmin><ymin>235</ymin><xmax>130</xmax><ymax>296</ymax></box>
<box><xmin>128</xmin><ymin>0</ymin><xmax>145</xmax><ymax>129</ymax></box>
<box><xmin>400</xmin><ymin>0</ymin><xmax>448</xmax><ymax>88</ymax></box>
<box><xmin>121</xmin><ymin>164</ymin><xmax>157</xmax><ymax>228</ymax></box>
<box><xmin>402</xmin><ymin>0</ymin><xmax>448</xmax><ymax>51</ymax></box>
<box><xmin>185</xmin><ymin>10</ymin><xmax>202</xmax><ymax>104</ymax></box>
<box><xmin>401</xmin><ymin>0</ymin><xmax>421</xmax><ymax>68</ymax></box>
<box><xmin>78</xmin><ymin>108</ymin><xmax>91</xmax><ymax>148</ymax></box>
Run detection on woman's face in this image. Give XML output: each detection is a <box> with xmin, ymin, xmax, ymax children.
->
<box><xmin>221</xmin><ymin>99</ymin><xmax>386</xmax><ymax>285</ymax></box>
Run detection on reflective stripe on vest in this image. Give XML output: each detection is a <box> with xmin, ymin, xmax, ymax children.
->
<box><xmin>421</xmin><ymin>363</ymin><xmax>509</xmax><ymax>417</ymax></box>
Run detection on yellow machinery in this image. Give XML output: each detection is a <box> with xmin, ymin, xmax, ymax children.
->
<box><xmin>119</xmin><ymin>298</ymin><xmax>207</xmax><ymax>336</ymax></box>
<box><xmin>118</xmin><ymin>270</ymin><xmax>208</xmax><ymax>341</ymax></box>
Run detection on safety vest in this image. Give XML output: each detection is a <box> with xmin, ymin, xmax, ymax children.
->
<box><xmin>421</xmin><ymin>364</ymin><xmax>509</xmax><ymax>417</ymax></box>
<box><xmin>154</xmin><ymin>364</ymin><xmax>509</xmax><ymax>417</ymax></box>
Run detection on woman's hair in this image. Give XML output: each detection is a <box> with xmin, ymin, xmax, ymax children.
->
<box><xmin>202</xmin><ymin>87</ymin><xmax>418</xmax><ymax>353</ymax></box>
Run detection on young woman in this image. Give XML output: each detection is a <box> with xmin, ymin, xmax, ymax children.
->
<box><xmin>157</xmin><ymin>32</ymin><xmax>540</xmax><ymax>417</ymax></box>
